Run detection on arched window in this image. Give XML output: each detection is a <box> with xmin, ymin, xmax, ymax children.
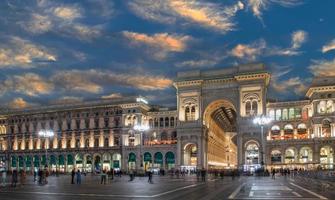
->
<box><xmin>104</xmin><ymin>118</ymin><xmax>109</xmax><ymax>128</ymax></box>
<box><xmin>185</xmin><ymin>106</ymin><xmax>190</xmax><ymax>121</ymax></box>
<box><xmin>161</xmin><ymin>132</ymin><xmax>168</xmax><ymax>141</ymax></box>
<box><xmin>170</xmin><ymin>117</ymin><xmax>174</xmax><ymax>127</ymax></box>
<box><xmin>85</xmin><ymin>138</ymin><xmax>90</xmax><ymax>147</ymax></box>
<box><xmin>322</xmin><ymin>120</ymin><xmax>331</xmax><ymax>137</ymax></box>
<box><xmin>149</xmin><ymin>119</ymin><xmax>153</xmax><ymax>128</ymax></box>
<box><xmin>269</xmin><ymin>109</ymin><xmax>275</xmax><ymax>120</ymax></box>
<box><xmin>282</xmin><ymin>109</ymin><xmax>288</xmax><ymax>120</ymax></box>
<box><xmin>326</xmin><ymin>100</ymin><xmax>334</xmax><ymax>113</ymax></box>
<box><xmin>76</xmin><ymin>139</ymin><xmax>80</xmax><ymax>148</ymax></box>
<box><xmin>94</xmin><ymin>138</ymin><xmax>99</xmax><ymax>147</ymax></box>
<box><xmin>297</xmin><ymin>123</ymin><xmax>307</xmax><ymax>139</ymax></box>
<box><xmin>284</xmin><ymin>124</ymin><xmax>293</xmax><ymax>139</ymax></box>
<box><xmin>85</xmin><ymin>118</ymin><xmax>90</xmax><ymax>129</ymax></box>
<box><xmin>67</xmin><ymin>139</ymin><xmax>71</xmax><ymax>148</ymax></box>
<box><xmin>76</xmin><ymin>119</ymin><xmax>80</xmax><ymax>130</ymax></box>
<box><xmin>154</xmin><ymin>118</ymin><xmax>158</xmax><ymax>127</ymax></box>
<box><xmin>275</xmin><ymin>109</ymin><xmax>281</xmax><ymax>121</ymax></box>
<box><xmin>165</xmin><ymin>117</ymin><xmax>169</xmax><ymax>127</ymax></box>
<box><xmin>159</xmin><ymin>118</ymin><xmax>164</xmax><ymax>127</ymax></box>
<box><xmin>285</xmin><ymin>148</ymin><xmax>296</xmax><ymax>163</ymax></box>
<box><xmin>190</xmin><ymin>106</ymin><xmax>196</xmax><ymax>120</ymax></box>
<box><xmin>318</xmin><ymin>101</ymin><xmax>326</xmax><ymax>114</ymax></box>
<box><xmin>271</xmin><ymin>125</ymin><xmax>280</xmax><ymax>140</ymax></box>
<box><xmin>104</xmin><ymin>137</ymin><xmax>109</xmax><ymax>147</ymax></box>
<box><xmin>94</xmin><ymin>118</ymin><xmax>99</xmax><ymax>129</ymax></box>
<box><xmin>128</xmin><ymin>131</ymin><xmax>135</xmax><ymax>146</ymax></box>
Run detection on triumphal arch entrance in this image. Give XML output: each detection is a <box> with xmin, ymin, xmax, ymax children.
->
<box><xmin>173</xmin><ymin>64</ymin><xmax>270</xmax><ymax>170</ymax></box>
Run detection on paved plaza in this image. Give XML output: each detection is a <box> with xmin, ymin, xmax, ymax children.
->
<box><xmin>0</xmin><ymin>174</ymin><xmax>333</xmax><ymax>200</ymax></box>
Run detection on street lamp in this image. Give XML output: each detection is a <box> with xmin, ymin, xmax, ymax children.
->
<box><xmin>133</xmin><ymin>125</ymin><xmax>149</xmax><ymax>168</ymax></box>
<box><xmin>253</xmin><ymin>115</ymin><xmax>271</xmax><ymax>168</ymax></box>
<box><xmin>38</xmin><ymin>130</ymin><xmax>54</xmax><ymax>168</ymax></box>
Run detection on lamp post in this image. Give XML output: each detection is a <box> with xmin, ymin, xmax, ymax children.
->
<box><xmin>38</xmin><ymin>130</ymin><xmax>54</xmax><ymax>168</ymax></box>
<box><xmin>133</xmin><ymin>125</ymin><xmax>149</xmax><ymax>168</ymax></box>
<box><xmin>253</xmin><ymin>115</ymin><xmax>271</xmax><ymax>169</ymax></box>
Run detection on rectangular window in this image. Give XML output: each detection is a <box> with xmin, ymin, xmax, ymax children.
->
<box><xmin>282</xmin><ymin>109</ymin><xmax>288</xmax><ymax>120</ymax></box>
<box><xmin>288</xmin><ymin>108</ymin><xmax>295</xmax><ymax>120</ymax></box>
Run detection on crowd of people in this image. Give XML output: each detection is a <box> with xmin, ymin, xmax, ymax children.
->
<box><xmin>1</xmin><ymin>166</ymin><xmax>334</xmax><ymax>188</ymax></box>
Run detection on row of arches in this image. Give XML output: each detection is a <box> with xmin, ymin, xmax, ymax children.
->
<box><xmin>127</xmin><ymin>151</ymin><xmax>175</xmax><ymax>171</ymax></box>
<box><xmin>8</xmin><ymin>153</ymin><xmax>122</xmax><ymax>173</ymax></box>
<box><xmin>270</xmin><ymin>146</ymin><xmax>334</xmax><ymax>168</ymax></box>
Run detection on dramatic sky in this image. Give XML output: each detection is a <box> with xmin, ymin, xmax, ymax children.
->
<box><xmin>0</xmin><ymin>0</ymin><xmax>335</xmax><ymax>109</ymax></box>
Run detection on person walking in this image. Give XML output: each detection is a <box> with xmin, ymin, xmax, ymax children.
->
<box><xmin>38</xmin><ymin>168</ymin><xmax>42</xmax><ymax>184</ymax></box>
<box><xmin>71</xmin><ymin>169</ymin><xmax>75</xmax><ymax>184</ymax></box>
<box><xmin>19</xmin><ymin>170</ymin><xmax>26</xmax><ymax>186</ymax></box>
<box><xmin>11</xmin><ymin>169</ymin><xmax>18</xmax><ymax>187</ymax></box>
<box><xmin>148</xmin><ymin>170</ymin><xmax>153</xmax><ymax>184</ymax></box>
<box><xmin>33</xmin><ymin>169</ymin><xmax>37</xmax><ymax>182</ymax></box>
<box><xmin>76</xmin><ymin>170</ymin><xmax>81</xmax><ymax>184</ymax></box>
<box><xmin>201</xmin><ymin>168</ymin><xmax>206</xmax><ymax>182</ymax></box>
<box><xmin>101</xmin><ymin>170</ymin><xmax>106</xmax><ymax>184</ymax></box>
<box><xmin>1</xmin><ymin>169</ymin><xmax>6</xmax><ymax>187</ymax></box>
<box><xmin>272</xmin><ymin>168</ymin><xmax>276</xmax><ymax>179</ymax></box>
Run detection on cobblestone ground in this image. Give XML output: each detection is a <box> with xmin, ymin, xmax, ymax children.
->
<box><xmin>0</xmin><ymin>174</ymin><xmax>334</xmax><ymax>199</ymax></box>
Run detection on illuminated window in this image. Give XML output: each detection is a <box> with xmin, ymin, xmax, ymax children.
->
<box><xmin>275</xmin><ymin>109</ymin><xmax>281</xmax><ymax>121</ymax></box>
<box><xmin>282</xmin><ymin>109</ymin><xmax>288</xmax><ymax>120</ymax></box>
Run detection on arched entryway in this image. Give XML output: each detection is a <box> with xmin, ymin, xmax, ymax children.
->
<box><xmin>102</xmin><ymin>153</ymin><xmax>111</xmax><ymax>171</ymax></box>
<box><xmin>112</xmin><ymin>153</ymin><xmax>121</xmax><ymax>171</ymax></box>
<box><xmin>67</xmin><ymin>154</ymin><xmax>74</xmax><ymax>172</ymax></box>
<box><xmin>128</xmin><ymin>152</ymin><xmax>136</xmax><ymax>171</ymax></box>
<box><xmin>270</xmin><ymin>149</ymin><xmax>282</xmax><ymax>164</ymax></box>
<box><xmin>285</xmin><ymin>147</ymin><xmax>297</xmax><ymax>164</ymax></box>
<box><xmin>183</xmin><ymin>143</ymin><xmax>197</xmax><ymax>171</ymax></box>
<box><xmin>165</xmin><ymin>151</ymin><xmax>175</xmax><ymax>170</ymax></box>
<box><xmin>143</xmin><ymin>152</ymin><xmax>152</xmax><ymax>171</ymax></box>
<box><xmin>84</xmin><ymin>154</ymin><xmax>92</xmax><ymax>173</ymax></box>
<box><xmin>25</xmin><ymin>155</ymin><xmax>32</xmax><ymax>172</ymax></box>
<box><xmin>75</xmin><ymin>154</ymin><xmax>83</xmax><ymax>171</ymax></box>
<box><xmin>203</xmin><ymin>99</ymin><xmax>237</xmax><ymax>169</ymax></box>
<box><xmin>58</xmin><ymin>155</ymin><xmax>65</xmax><ymax>173</ymax></box>
<box><xmin>244</xmin><ymin>141</ymin><xmax>260</xmax><ymax>172</ymax></box>
<box><xmin>320</xmin><ymin>146</ymin><xmax>333</xmax><ymax>169</ymax></box>
<box><xmin>153</xmin><ymin>152</ymin><xmax>163</xmax><ymax>169</ymax></box>
<box><xmin>93</xmin><ymin>154</ymin><xmax>102</xmax><ymax>172</ymax></box>
<box><xmin>299</xmin><ymin>147</ymin><xmax>313</xmax><ymax>163</ymax></box>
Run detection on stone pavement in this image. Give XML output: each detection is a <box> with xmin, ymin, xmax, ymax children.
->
<box><xmin>0</xmin><ymin>174</ymin><xmax>333</xmax><ymax>199</ymax></box>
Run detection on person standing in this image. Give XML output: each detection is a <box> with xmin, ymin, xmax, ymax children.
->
<box><xmin>71</xmin><ymin>169</ymin><xmax>75</xmax><ymax>184</ymax></box>
<box><xmin>101</xmin><ymin>170</ymin><xmax>106</xmax><ymax>184</ymax></box>
<box><xmin>76</xmin><ymin>170</ymin><xmax>81</xmax><ymax>185</ymax></box>
<box><xmin>11</xmin><ymin>169</ymin><xmax>18</xmax><ymax>187</ymax></box>
<box><xmin>33</xmin><ymin>169</ymin><xmax>37</xmax><ymax>182</ymax></box>
<box><xmin>1</xmin><ymin>169</ymin><xmax>6</xmax><ymax>187</ymax></box>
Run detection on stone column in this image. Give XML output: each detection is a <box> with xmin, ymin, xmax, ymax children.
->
<box><xmin>176</xmin><ymin>136</ymin><xmax>182</xmax><ymax>167</ymax></box>
<box><xmin>237</xmin><ymin>134</ymin><xmax>243</xmax><ymax>167</ymax></box>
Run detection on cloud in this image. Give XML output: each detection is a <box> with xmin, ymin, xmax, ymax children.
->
<box><xmin>23</xmin><ymin>13</ymin><xmax>53</xmax><ymax>34</ymax></box>
<box><xmin>309</xmin><ymin>58</ymin><xmax>335</xmax><ymax>76</ymax></box>
<box><xmin>230</xmin><ymin>39</ymin><xmax>266</xmax><ymax>60</ymax></box>
<box><xmin>53</xmin><ymin>6</ymin><xmax>82</xmax><ymax>20</ymax></box>
<box><xmin>1</xmin><ymin>73</ymin><xmax>54</xmax><ymax>96</ymax></box>
<box><xmin>8</xmin><ymin>98</ymin><xmax>31</xmax><ymax>109</ymax></box>
<box><xmin>51</xmin><ymin>70</ymin><xmax>103</xmax><ymax>93</ymax></box>
<box><xmin>231</xmin><ymin>30</ymin><xmax>307</xmax><ymax>60</ymax></box>
<box><xmin>322</xmin><ymin>39</ymin><xmax>335</xmax><ymax>53</ymax></box>
<box><xmin>101</xmin><ymin>93</ymin><xmax>123</xmax><ymax>99</ymax></box>
<box><xmin>291</xmin><ymin>30</ymin><xmax>307</xmax><ymax>49</ymax></box>
<box><xmin>51</xmin><ymin>69</ymin><xmax>173</xmax><ymax>93</ymax></box>
<box><xmin>0</xmin><ymin>36</ymin><xmax>56</xmax><ymax>68</ymax></box>
<box><xmin>50</xmin><ymin>96</ymin><xmax>83</xmax><ymax>105</ymax></box>
<box><xmin>175</xmin><ymin>59</ymin><xmax>218</xmax><ymax>68</ymax></box>
<box><xmin>272</xmin><ymin>77</ymin><xmax>307</xmax><ymax>95</ymax></box>
<box><xmin>122</xmin><ymin>31</ymin><xmax>191</xmax><ymax>52</ymax></box>
<box><xmin>246</xmin><ymin>0</ymin><xmax>302</xmax><ymax>20</ymax></box>
<box><xmin>19</xmin><ymin>2</ymin><xmax>102</xmax><ymax>41</ymax></box>
<box><xmin>128</xmin><ymin>0</ymin><xmax>244</xmax><ymax>33</ymax></box>
<box><xmin>269</xmin><ymin>66</ymin><xmax>307</xmax><ymax>95</ymax></box>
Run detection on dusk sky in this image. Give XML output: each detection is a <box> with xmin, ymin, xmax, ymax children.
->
<box><xmin>0</xmin><ymin>0</ymin><xmax>334</xmax><ymax>109</ymax></box>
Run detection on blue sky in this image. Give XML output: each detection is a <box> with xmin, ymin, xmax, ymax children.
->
<box><xmin>0</xmin><ymin>0</ymin><xmax>334</xmax><ymax>108</ymax></box>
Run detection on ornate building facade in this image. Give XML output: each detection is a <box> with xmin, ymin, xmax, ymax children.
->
<box><xmin>0</xmin><ymin>64</ymin><xmax>334</xmax><ymax>173</ymax></box>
